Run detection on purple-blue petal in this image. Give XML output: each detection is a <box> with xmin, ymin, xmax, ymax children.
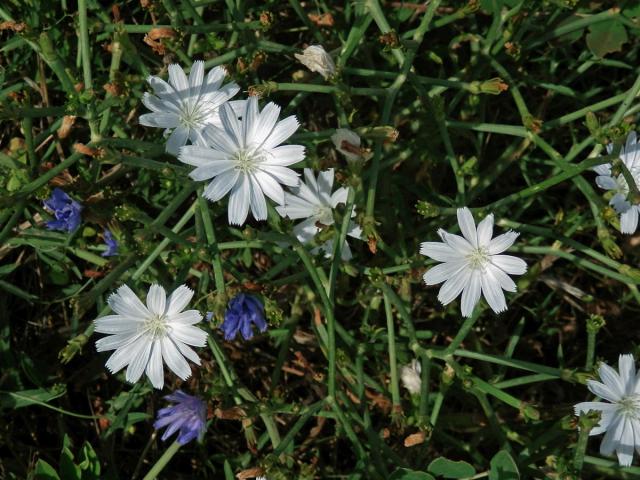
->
<box><xmin>153</xmin><ymin>390</ymin><xmax>207</xmax><ymax>445</ymax></box>
<box><xmin>219</xmin><ymin>293</ymin><xmax>268</xmax><ymax>341</ymax></box>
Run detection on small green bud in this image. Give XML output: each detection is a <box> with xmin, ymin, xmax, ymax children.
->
<box><xmin>586</xmin><ymin>314</ymin><xmax>605</xmax><ymax>334</ymax></box>
<box><xmin>416</xmin><ymin>200</ymin><xmax>441</xmax><ymax>218</ymax></box>
<box><xmin>264</xmin><ymin>297</ymin><xmax>283</xmax><ymax>326</ymax></box>
<box><xmin>58</xmin><ymin>333</ymin><xmax>89</xmax><ymax>364</ymax></box>
<box><xmin>479</xmin><ymin>77</ymin><xmax>509</xmax><ymax>95</ymax></box>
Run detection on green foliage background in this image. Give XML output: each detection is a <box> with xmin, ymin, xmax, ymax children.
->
<box><xmin>2</xmin><ymin>0</ymin><xmax>640</xmax><ymax>478</ymax></box>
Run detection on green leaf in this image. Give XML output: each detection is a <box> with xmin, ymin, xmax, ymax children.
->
<box><xmin>34</xmin><ymin>459</ymin><xmax>61</xmax><ymax>480</ymax></box>
<box><xmin>77</xmin><ymin>442</ymin><xmax>101</xmax><ymax>479</ymax></box>
<box><xmin>0</xmin><ymin>385</ymin><xmax>66</xmax><ymax>410</ymax></box>
<box><xmin>59</xmin><ymin>445</ymin><xmax>81</xmax><ymax>480</ymax></box>
<box><xmin>585</xmin><ymin>20</ymin><xmax>628</xmax><ymax>58</ymax></box>
<box><xmin>427</xmin><ymin>457</ymin><xmax>476</xmax><ymax>478</ymax></box>
<box><xmin>489</xmin><ymin>450</ymin><xmax>519</xmax><ymax>480</ymax></box>
<box><xmin>389</xmin><ymin>468</ymin><xmax>436</xmax><ymax>480</ymax></box>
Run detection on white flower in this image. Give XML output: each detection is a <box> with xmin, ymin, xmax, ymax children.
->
<box><xmin>276</xmin><ymin>168</ymin><xmax>362</xmax><ymax>260</ymax></box>
<box><xmin>139</xmin><ymin>61</ymin><xmax>240</xmax><ymax>155</ymax></box>
<box><xmin>94</xmin><ymin>284</ymin><xmax>207</xmax><ymax>389</ymax></box>
<box><xmin>593</xmin><ymin>131</ymin><xmax>640</xmax><ymax>234</ymax></box>
<box><xmin>400</xmin><ymin>359</ymin><xmax>422</xmax><ymax>395</ymax></box>
<box><xmin>420</xmin><ymin>207</ymin><xmax>527</xmax><ymax>317</ymax></box>
<box><xmin>331</xmin><ymin>128</ymin><xmax>365</xmax><ymax>163</ymax></box>
<box><xmin>575</xmin><ymin>354</ymin><xmax>640</xmax><ymax>467</ymax></box>
<box><xmin>179</xmin><ymin>96</ymin><xmax>304</xmax><ymax>226</ymax></box>
<box><xmin>294</xmin><ymin>45</ymin><xmax>336</xmax><ymax>80</ymax></box>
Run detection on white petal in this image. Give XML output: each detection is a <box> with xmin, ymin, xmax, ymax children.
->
<box><xmin>264</xmin><ymin>166</ymin><xmax>300</xmax><ymax>187</ymax></box>
<box><xmin>347</xmin><ymin>221</ymin><xmax>362</xmax><ymax>239</ymax></box>
<box><xmin>620</xmin><ymin>207</ymin><xmax>639</xmax><ymax>234</ymax></box>
<box><xmin>249</xmin><ymin>175</ymin><xmax>268</xmax><ymax>221</ymax></box>
<box><xmin>487</xmin><ymin>264</ymin><xmax>517</xmax><ymax>292</ymax></box>
<box><xmin>596</xmin><ymin>175</ymin><xmax>618</xmax><ymax>190</ymax></box>
<box><xmin>419</xmin><ymin>242</ymin><xmax>459</xmax><ymax>262</ymax></box>
<box><xmin>574</xmin><ymin>401</ymin><xmax>617</xmax><ymax>416</ymax></box>
<box><xmin>109</xmin><ymin>285</ymin><xmax>150</xmax><ymax>318</ymax></box>
<box><xmin>588</xmin><ymin>379</ymin><xmax>622</xmax><ymax>403</ymax></box>
<box><xmin>166</xmin><ymin>285</ymin><xmax>195</xmax><ymax>316</ymax></box>
<box><xmin>219</xmin><ymin>102</ymin><xmax>242</xmax><ymax>147</ymax></box>
<box><xmin>293</xmin><ymin>217</ymin><xmax>320</xmax><ymax>244</ymax></box>
<box><xmin>255</xmin><ymin>172</ymin><xmax>286</xmax><ymax>205</ymax></box>
<box><xmin>461</xmin><ymin>271</ymin><xmax>482</xmax><ymax>317</ymax></box>
<box><xmin>611</xmin><ymin>193</ymin><xmax>630</xmax><ymax>213</ymax></box>
<box><xmin>599</xmin><ymin>362</ymin><xmax>626</xmax><ymax>398</ymax></box>
<box><xmin>457</xmin><ymin>208</ymin><xmax>478</xmax><ymax>247</ymax></box>
<box><xmin>142</xmin><ymin>93</ymin><xmax>179</xmax><ymax>114</ymax></box>
<box><xmin>619</xmin><ymin>354</ymin><xmax>637</xmax><ymax>395</ymax></box>
<box><xmin>166</xmin><ymin>126</ymin><xmax>189</xmax><ymax>155</ymax></box>
<box><xmin>139</xmin><ymin>112</ymin><xmax>180</xmax><ymax>129</ymax></box>
<box><xmin>202</xmin><ymin>124</ymin><xmax>237</xmax><ymax>154</ymax></box>
<box><xmin>147</xmin><ymin>75</ymin><xmax>178</xmax><ymax>103</ymax></box>
<box><xmin>476</xmin><ymin>214</ymin><xmax>494</xmax><ymax>247</ymax></box>
<box><xmin>189</xmin><ymin>161</ymin><xmax>236</xmax><ymax>181</ymax></box>
<box><xmin>593</xmin><ymin>164</ymin><xmax>611</xmax><ymax>176</ymax></box>
<box><xmin>600</xmin><ymin>414</ymin><xmax>623</xmax><ymax>455</ymax></box>
<box><xmin>228</xmin><ymin>174</ymin><xmax>251</xmax><ymax>225</ymax></box>
<box><xmin>440</xmin><ymin>231</ymin><xmax>474</xmax><ymax>254</ymax></box>
<box><xmin>204</xmin><ymin>66</ymin><xmax>226</xmax><ymax>93</ymax></box>
<box><xmin>617</xmin><ymin>419</ymin><xmax>635</xmax><ymax>467</ymax></box>
<box><xmin>179</xmin><ymin>145</ymin><xmax>230</xmax><ymax>166</ymax></box>
<box><xmin>145</xmin><ymin>340</ymin><xmax>164</xmax><ymax>389</ymax></box>
<box><xmin>266</xmin><ymin>145</ymin><xmax>306</xmax><ymax>166</ymax></box>
<box><xmin>168</xmin><ymin>64</ymin><xmax>190</xmax><ymax>102</ymax></box>
<box><xmin>147</xmin><ymin>284</ymin><xmax>167</xmax><ymax>316</ymax></box>
<box><xmin>202</xmin><ymin>169</ymin><xmax>240</xmax><ymax>202</ymax></box>
<box><xmin>170</xmin><ymin>325</ymin><xmax>208</xmax><ymax>347</ymax></box>
<box><xmin>316</xmin><ymin>169</ymin><xmax>335</xmax><ymax>204</ymax></box>
<box><xmin>170</xmin><ymin>310</ymin><xmax>203</xmax><ymax>325</ymax></box>
<box><xmin>331</xmin><ymin>187</ymin><xmax>348</xmax><ymax>207</ymax></box>
<box><xmin>96</xmin><ymin>331</ymin><xmax>141</xmax><ymax>352</ymax></box>
<box><xmin>174</xmin><ymin>341</ymin><xmax>201</xmax><ymax>365</ymax></box>
<box><xmin>188</xmin><ymin>60</ymin><xmax>204</xmax><ymax>97</ymax></box>
<box><xmin>481</xmin><ymin>267</ymin><xmax>507</xmax><ymax>314</ymax></box>
<box><xmin>105</xmin><ymin>337</ymin><xmax>147</xmax><ymax>374</ymax></box>
<box><xmin>94</xmin><ymin>314</ymin><xmax>142</xmax><ymax>334</ymax></box>
<box><xmin>242</xmin><ymin>95</ymin><xmax>259</xmax><ymax>143</ymax></box>
<box><xmin>161</xmin><ymin>337</ymin><xmax>192</xmax><ymax>380</ymax></box>
<box><xmin>491</xmin><ymin>255</ymin><xmax>527</xmax><ymax>275</ymax></box>
<box><xmin>437</xmin><ymin>267</ymin><xmax>471</xmax><ymax>306</ymax></box>
<box><xmin>125</xmin><ymin>337</ymin><xmax>152</xmax><ymax>384</ymax></box>
<box><xmin>423</xmin><ymin>261</ymin><xmax>467</xmax><ymax>286</ymax></box>
<box><xmin>488</xmin><ymin>231</ymin><xmax>519</xmax><ymax>255</ymax></box>
<box><xmin>249</xmin><ymin>101</ymin><xmax>280</xmax><ymax>147</ymax></box>
<box><xmin>263</xmin><ymin>116</ymin><xmax>300</xmax><ymax>150</ymax></box>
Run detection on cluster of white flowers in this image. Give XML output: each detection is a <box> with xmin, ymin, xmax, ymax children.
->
<box><xmin>94</xmin><ymin>57</ymin><xmax>640</xmax><ymax>468</ymax></box>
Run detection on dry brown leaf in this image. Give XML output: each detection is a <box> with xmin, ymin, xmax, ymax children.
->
<box><xmin>404</xmin><ymin>431</ymin><xmax>426</xmax><ymax>447</ymax></box>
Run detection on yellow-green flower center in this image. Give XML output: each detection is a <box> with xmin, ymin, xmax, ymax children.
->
<box><xmin>144</xmin><ymin>314</ymin><xmax>168</xmax><ymax>339</ymax></box>
<box><xmin>466</xmin><ymin>246</ymin><xmax>490</xmax><ymax>270</ymax></box>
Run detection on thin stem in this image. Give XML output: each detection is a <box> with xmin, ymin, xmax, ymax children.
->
<box><xmin>142</xmin><ymin>440</ymin><xmax>181</xmax><ymax>480</ymax></box>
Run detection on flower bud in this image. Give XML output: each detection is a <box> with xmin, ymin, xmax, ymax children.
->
<box><xmin>331</xmin><ymin>128</ymin><xmax>365</xmax><ymax>163</ymax></box>
<box><xmin>294</xmin><ymin>45</ymin><xmax>336</xmax><ymax>80</ymax></box>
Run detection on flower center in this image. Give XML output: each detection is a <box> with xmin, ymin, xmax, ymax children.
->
<box><xmin>466</xmin><ymin>247</ymin><xmax>490</xmax><ymax>270</ymax></box>
<box><xmin>233</xmin><ymin>149</ymin><xmax>260</xmax><ymax>173</ymax></box>
<box><xmin>144</xmin><ymin>314</ymin><xmax>168</xmax><ymax>339</ymax></box>
<box><xmin>618</xmin><ymin>394</ymin><xmax>640</xmax><ymax>419</ymax></box>
<box><xmin>314</xmin><ymin>205</ymin><xmax>334</xmax><ymax>225</ymax></box>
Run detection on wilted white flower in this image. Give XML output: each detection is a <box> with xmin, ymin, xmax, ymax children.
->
<box><xmin>276</xmin><ymin>168</ymin><xmax>362</xmax><ymax>260</ymax></box>
<box><xmin>575</xmin><ymin>354</ymin><xmax>640</xmax><ymax>467</ymax></box>
<box><xmin>331</xmin><ymin>128</ymin><xmax>364</xmax><ymax>163</ymax></box>
<box><xmin>140</xmin><ymin>61</ymin><xmax>240</xmax><ymax>155</ymax></box>
<box><xmin>179</xmin><ymin>96</ymin><xmax>304</xmax><ymax>226</ymax></box>
<box><xmin>294</xmin><ymin>45</ymin><xmax>336</xmax><ymax>80</ymax></box>
<box><xmin>420</xmin><ymin>207</ymin><xmax>527</xmax><ymax>317</ymax></box>
<box><xmin>400</xmin><ymin>359</ymin><xmax>422</xmax><ymax>395</ymax></box>
<box><xmin>94</xmin><ymin>284</ymin><xmax>207</xmax><ymax>389</ymax></box>
<box><xmin>593</xmin><ymin>131</ymin><xmax>640</xmax><ymax>234</ymax></box>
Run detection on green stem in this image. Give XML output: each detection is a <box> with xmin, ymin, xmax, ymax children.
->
<box><xmin>383</xmin><ymin>290</ymin><xmax>401</xmax><ymax>411</ymax></box>
<box><xmin>142</xmin><ymin>440</ymin><xmax>181</xmax><ymax>480</ymax></box>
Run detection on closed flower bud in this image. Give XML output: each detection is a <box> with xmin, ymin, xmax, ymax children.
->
<box><xmin>400</xmin><ymin>359</ymin><xmax>422</xmax><ymax>395</ymax></box>
<box><xmin>331</xmin><ymin>128</ymin><xmax>364</xmax><ymax>163</ymax></box>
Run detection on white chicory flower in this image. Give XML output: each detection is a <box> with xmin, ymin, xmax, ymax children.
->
<box><xmin>139</xmin><ymin>61</ymin><xmax>240</xmax><ymax>155</ymax></box>
<box><xmin>94</xmin><ymin>284</ymin><xmax>207</xmax><ymax>389</ymax></box>
<box><xmin>294</xmin><ymin>45</ymin><xmax>336</xmax><ymax>80</ymax></box>
<box><xmin>575</xmin><ymin>354</ymin><xmax>640</xmax><ymax>467</ymax></box>
<box><xmin>331</xmin><ymin>128</ymin><xmax>365</xmax><ymax>163</ymax></box>
<box><xmin>400</xmin><ymin>359</ymin><xmax>422</xmax><ymax>395</ymax></box>
<box><xmin>419</xmin><ymin>207</ymin><xmax>527</xmax><ymax>317</ymax></box>
<box><xmin>593</xmin><ymin>131</ymin><xmax>640</xmax><ymax>234</ymax></box>
<box><xmin>276</xmin><ymin>168</ymin><xmax>362</xmax><ymax>260</ymax></box>
<box><xmin>179</xmin><ymin>96</ymin><xmax>304</xmax><ymax>226</ymax></box>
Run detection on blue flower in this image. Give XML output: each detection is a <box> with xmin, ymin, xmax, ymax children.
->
<box><xmin>220</xmin><ymin>293</ymin><xmax>267</xmax><ymax>341</ymax></box>
<box><xmin>101</xmin><ymin>229</ymin><xmax>118</xmax><ymax>257</ymax></box>
<box><xmin>153</xmin><ymin>390</ymin><xmax>207</xmax><ymax>445</ymax></box>
<box><xmin>43</xmin><ymin>188</ymin><xmax>82</xmax><ymax>232</ymax></box>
